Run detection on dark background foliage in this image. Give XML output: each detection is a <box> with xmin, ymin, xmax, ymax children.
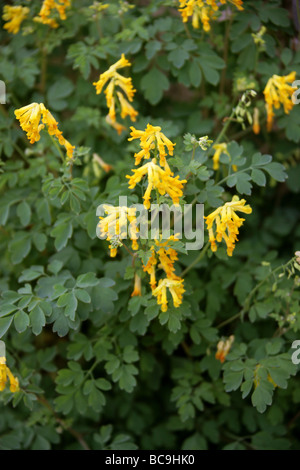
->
<box><xmin>0</xmin><ymin>0</ymin><xmax>300</xmax><ymax>450</ymax></box>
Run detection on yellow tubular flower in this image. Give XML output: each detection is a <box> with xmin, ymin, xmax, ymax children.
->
<box><xmin>143</xmin><ymin>252</ymin><xmax>158</xmax><ymax>290</ymax></box>
<box><xmin>215</xmin><ymin>335</ymin><xmax>234</xmax><ymax>363</ymax></box>
<box><xmin>14</xmin><ymin>103</ymin><xmax>45</xmax><ymax>144</ymax></box>
<box><xmin>131</xmin><ymin>273</ymin><xmax>142</xmax><ymax>297</ymax></box>
<box><xmin>93</xmin><ymin>54</ymin><xmax>138</xmax><ymax>129</ymax></box>
<box><xmin>98</xmin><ymin>205</ymin><xmax>138</xmax><ymax>257</ymax></box>
<box><xmin>205</xmin><ymin>195</ymin><xmax>252</xmax><ymax>256</ymax></box>
<box><xmin>2</xmin><ymin>5</ymin><xmax>29</xmax><ymax>34</ymax></box>
<box><xmin>252</xmin><ymin>107</ymin><xmax>260</xmax><ymax>135</ymax></box>
<box><xmin>93</xmin><ymin>54</ymin><xmax>131</xmax><ymax>95</ymax></box>
<box><xmin>212</xmin><ymin>143</ymin><xmax>237</xmax><ymax>172</ymax></box>
<box><xmin>105</xmin><ymin>115</ymin><xmax>126</xmax><ymax>135</ymax></box>
<box><xmin>152</xmin><ymin>277</ymin><xmax>185</xmax><ymax>312</ymax></box>
<box><xmin>0</xmin><ymin>357</ymin><xmax>20</xmax><ymax>393</ymax></box>
<box><xmin>263</xmin><ymin>72</ymin><xmax>297</xmax><ymax>131</ymax></box>
<box><xmin>34</xmin><ymin>0</ymin><xmax>71</xmax><ymax>28</ymax></box>
<box><xmin>220</xmin><ymin>0</ymin><xmax>243</xmax><ymax>10</ymax></box>
<box><xmin>117</xmin><ymin>92</ymin><xmax>138</xmax><ymax>122</ymax></box>
<box><xmin>128</xmin><ymin>124</ymin><xmax>176</xmax><ymax>168</ymax></box>
<box><xmin>126</xmin><ymin>160</ymin><xmax>186</xmax><ymax>209</ymax></box>
<box><xmin>14</xmin><ymin>103</ymin><xmax>75</xmax><ymax>160</ymax></box>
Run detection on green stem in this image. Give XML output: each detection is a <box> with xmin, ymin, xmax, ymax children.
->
<box><xmin>217</xmin><ymin>257</ymin><xmax>296</xmax><ymax>328</ymax></box>
<box><xmin>49</xmin><ymin>134</ymin><xmax>65</xmax><ymax>162</ymax></box>
<box><xmin>181</xmin><ymin>241</ymin><xmax>210</xmax><ymax>277</ymax></box>
<box><xmin>209</xmin><ymin>109</ymin><xmax>236</xmax><ymax>154</ymax></box>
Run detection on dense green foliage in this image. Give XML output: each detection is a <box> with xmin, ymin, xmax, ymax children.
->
<box><xmin>0</xmin><ymin>0</ymin><xmax>300</xmax><ymax>450</ymax></box>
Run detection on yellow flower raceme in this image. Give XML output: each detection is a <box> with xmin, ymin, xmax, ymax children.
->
<box><xmin>178</xmin><ymin>0</ymin><xmax>243</xmax><ymax>32</ymax></box>
<box><xmin>98</xmin><ymin>205</ymin><xmax>139</xmax><ymax>257</ymax></box>
<box><xmin>205</xmin><ymin>195</ymin><xmax>252</xmax><ymax>256</ymax></box>
<box><xmin>93</xmin><ymin>54</ymin><xmax>138</xmax><ymax>130</ymax></box>
<box><xmin>215</xmin><ymin>335</ymin><xmax>234</xmax><ymax>363</ymax></box>
<box><xmin>263</xmin><ymin>72</ymin><xmax>297</xmax><ymax>131</ymax></box>
<box><xmin>2</xmin><ymin>5</ymin><xmax>29</xmax><ymax>34</ymax></box>
<box><xmin>0</xmin><ymin>357</ymin><xmax>20</xmax><ymax>393</ymax></box>
<box><xmin>128</xmin><ymin>124</ymin><xmax>175</xmax><ymax>168</ymax></box>
<box><xmin>34</xmin><ymin>0</ymin><xmax>71</xmax><ymax>28</ymax></box>
<box><xmin>126</xmin><ymin>160</ymin><xmax>186</xmax><ymax>209</ymax></box>
<box><xmin>14</xmin><ymin>103</ymin><xmax>75</xmax><ymax>159</ymax></box>
<box><xmin>152</xmin><ymin>277</ymin><xmax>185</xmax><ymax>312</ymax></box>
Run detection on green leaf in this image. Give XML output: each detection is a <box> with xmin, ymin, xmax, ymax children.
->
<box><xmin>0</xmin><ymin>315</ymin><xmax>13</xmax><ymax>338</ymax></box>
<box><xmin>14</xmin><ymin>310</ymin><xmax>29</xmax><ymax>333</ymax></box>
<box><xmin>140</xmin><ymin>67</ymin><xmax>169</xmax><ymax>105</ymax></box>
<box><xmin>16</xmin><ymin>201</ymin><xmax>31</xmax><ymax>227</ymax></box>
<box><xmin>74</xmin><ymin>288</ymin><xmax>91</xmax><ymax>303</ymax></box>
<box><xmin>251</xmin><ymin>168</ymin><xmax>266</xmax><ymax>187</ymax></box>
<box><xmin>76</xmin><ymin>272</ymin><xmax>99</xmax><ymax>288</ymax></box>
<box><xmin>9</xmin><ymin>232</ymin><xmax>31</xmax><ymax>264</ymax></box>
<box><xmin>47</xmin><ymin>78</ymin><xmax>75</xmax><ymax>111</ymax></box>
<box><xmin>50</xmin><ymin>220</ymin><xmax>73</xmax><ymax>251</ymax></box>
<box><xmin>264</xmin><ymin>162</ymin><xmax>287</xmax><ymax>182</ymax></box>
<box><xmin>30</xmin><ymin>305</ymin><xmax>46</xmax><ymax>335</ymax></box>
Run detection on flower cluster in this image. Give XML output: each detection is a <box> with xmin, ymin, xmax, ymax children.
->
<box><xmin>128</xmin><ymin>124</ymin><xmax>175</xmax><ymax>168</ymax></box>
<box><xmin>14</xmin><ymin>103</ymin><xmax>75</xmax><ymax>160</ymax></box>
<box><xmin>126</xmin><ymin>125</ymin><xmax>186</xmax><ymax>209</ymax></box>
<box><xmin>93</xmin><ymin>54</ymin><xmax>138</xmax><ymax>134</ymax></box>
<box><xmin>34</xmin><ymin>0</ymin><xmax>71</xmax><ymax>28</ymax></box>
<box><xmin>143</xmin><ymin>235</ymin><xmax>185</xmax><ymax>312</ymax></box>
<box><xmin>178</xmin><ymin>0</ymin><xmax>243</xmax><ymax>32</ymax></box>
<box><xmin>0</xmin><ymin>356</ymin><xmax>19</xmax><ymax>393</ymax></box>
<box><xmin>2</xmin><ymin>5</ymin><xmax>29</xmax><ymax>34</ymax></box>
<box><xmin>263</xmin><ymin>72</ymin><xmax>297</xmax><ymax>131</ymax></box>
<box><xmin>98</xmin><ymin>205</ymin><xmax>138</xmax><ymax>258</ymax></box>
<box><xmin>205</xmin><ymin>195</ymin><xmax>252</xmax><ymax>256</ymax></box>
<box><xmin>215</xmin><ymin>335</ymin><xmax>234</xmax><ymax>363</ymax></box>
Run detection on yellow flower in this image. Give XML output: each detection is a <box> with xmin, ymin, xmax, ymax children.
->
<box><xmin>178</xmin><ymin>0</ymin><xmax>242</xmax><ymax>32</ymax></box>
<box><xmin>215</xmin><ymin>335</ymin><xmax>234</xmax><ymax>363</ymax></box>
<box><xmin>117</xmin><ymin>92</ymin><xmax>138</xmax><ymax>122</ymax></box>
<box><xmin>263</xmin><ymin>72</ymin><xmax>297</xmax><ymax>131</ymax></box>
<box><xmin>131</xmin><ymin>273</ymin><xmax>142</xmax><ymax>297</ymax></box>
<box><xmin>63</xmin><ymin>138</ymin><xmax>75</xmax><ymax>160</ymax></box>
<box><xmin>105</xmin><ymin>115</ymin><xmax>126</xmax><ymax>135</ymax></box>
<box><xmin>252</xmin><ymin>107</ymin><xmax>260</xmax><ymax>135</ymax></box>
<box><xmin>220</xmin><ymin>0</ymin><xmax>243</xmax><ymax>10</ymax></box>
<box><xmin>0</xmin><ymin>357</ymin><xmax>20</xmax><ymax>393</ymax></box>
<box><xmin>2</xmin><ymin>5</ymin><xmax>29</xmax><ymax>34</ymax></box>
<box><xmin>143</xmin><ymin>235</ymin><xmax>180</xmax><ymax>291</ymax></box>
<box><xmin>205</xmin><ymin>195</ymin><xmax>252</xmax><ymax>256</ymax></box>
<box><xmin>152</xmin><ymin>277</ymin><xmax>185</xmax><ymax>312</ymax></box>
<box><xmin>126</xmin><ymin>160</ymin><xmax>186</xmax><ymax>209</ymax></box>
<box><xmin>14</xmin><ymin>103</ymin><xmax>45</xmax><ymax>144</ymax></box>
<box><xmin>212</xmin><ymin>143</ymin><xmax>237</xmax><ymax>172</ymax></box>
<box><xmin>98</xmin><ymin>205</ymin><xmax>138</xmax><ymax>257</ymax></box>
<box><xmin>93</xmin><ymin>54</ymin><xmax>132</xmax><ymax>95</ymax></box>
<box><xmin>14</xmin><ymin>102</ymin><xmax>75</xmax><ymax>160</ymax></box>
<box><xmin>93</xmin><ymin>54</ymin><xmax>138</xmax><ymax>128</ymax></box>
<box><xmin>34</xmin><ymin>0</ymin><xmax>71</xmax><ymax>28</ymax></box>
<box><xmin>143</xmin><ymin>251</ymin><xmax>158</xmax><ymax>290</ymax></box>
<box><xmin>128</xmin><ymin>124</ymin><xmax>176</xmax><ymax>168</ymax></box>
